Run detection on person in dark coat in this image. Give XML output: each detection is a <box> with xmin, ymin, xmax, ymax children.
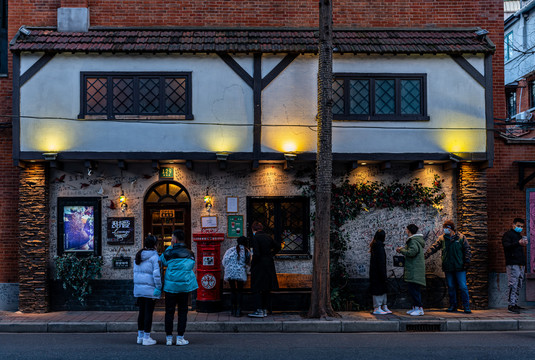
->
<box><xmin>369</xmin><ymin>229</ymin><xmax>391</xmax><ymax>315</ymax></box>
<box><xmin>248</xmin><ymin>221</ymin><xmax>281</xmax><ymax>318</ymax></box>
<box><xmin>502</xmin><ymin>217</ymin><xmax>528</xmax><ymax>313</ymax></box>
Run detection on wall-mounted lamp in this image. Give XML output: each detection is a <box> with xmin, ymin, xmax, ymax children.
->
<box><xmin>284</xmin><ymin>153</ymin><xmax>296</xmax><ymax>170</ymax></box>
<box><xmin>449</xmin><ymin>153</ymin><xmax>462</xmax><ymax>162</ymax></box>
<box><xmin>203</xmin><ymin>191</ymin><xmax>213</xmax><ymax>213</ymax></box>
<box><xmin>216</xmin><ymin>152</ymin><xmax>229</xmax><ymax>170</ymax></box>
<box><xmin>119</xmin><ymin>190</ymin><xmax>128</xmax><ymax>212</ymax></box>
<box><xmin>42</xmin><ymin>152</ymin><xmax>58</xmax><ymax>161</ymax></box>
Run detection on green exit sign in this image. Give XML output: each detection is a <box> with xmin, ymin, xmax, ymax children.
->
<box><xmin>159</xmin><ymin>167</ymin><xmax>174</xmax><ymax>179</ymax></box>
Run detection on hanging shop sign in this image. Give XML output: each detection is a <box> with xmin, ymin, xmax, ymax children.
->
<box><xmin>227</xmin><ymin>215</ymin><xmax>244</xmax><ymax>238</ymax></box>
<box><xmin>160</xmin><ymin>209</ymin><xmax>175</xmax><ymax>218</ymax></box>
<box><xmin>107</xmin><ymin>217</ymin><xmax>135</xmax><ymax>245</ymax></box>
<box><xmin>159</xmin><ymin>167</ymin><xmax>174</xmax><ymax>179</ymax></box>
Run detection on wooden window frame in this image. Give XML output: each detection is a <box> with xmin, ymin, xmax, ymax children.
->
<box><xmin>505</xmin><ymin>31</ymin><xmax>514</xmax><ymax>62</ymax></box>
<box><xmin>247</xmin><ymin>196</ymin><xmax>310</xmax><ymax>256</ymax></box>
<box><xmin>333</xmin><ymin>73</ymin><xmax>429</xmax><ymax>121</ymax></box>
<box><xmin>79</xmin><ymin>72</ymin><xmax>193</xmax><ymax>120</ymax></box>
<box><xmin>530</xmin><ymin>80</ymin><xmax>535</xmax><ymax>109</ymax></box>
<box><xmin>506</xmin><ymin>89</ymin><xmax>517</xmax><ymax>119</ymax></box>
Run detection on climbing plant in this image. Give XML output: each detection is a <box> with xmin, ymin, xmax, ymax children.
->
<box><xmin>54</xmin><ymin>253</ymin><xmax>103</xmax><ymax>306</ymax></box>
<box><xmin>295</xmin><ymin>174</ymin><xmax>445</xmax><ymax>310</ymax></box>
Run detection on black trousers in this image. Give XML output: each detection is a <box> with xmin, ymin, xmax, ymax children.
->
<box><xmin>254</xmin><ymin>290</ymin><xmax>271</xmax><ymax>311</ymax></box>
<box><xmin>165</xmin><ymin>292</ymin><xmax>189</xmax><ymax>336</ymax></box>
<box><xmin>229</xmin><ymin>280</ymin><xmax>244</xmax><ymax>308</ymax></box>
<box><xmin>137</xmin><ymin>297</ymin><xmax>156</xmax><ymax>333</ymax></box>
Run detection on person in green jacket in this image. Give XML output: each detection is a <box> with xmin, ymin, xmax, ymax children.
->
<box><xmin>396</xmin><ymin>224</ymin><xmax>426</xmax><ymax>316</ymax></box>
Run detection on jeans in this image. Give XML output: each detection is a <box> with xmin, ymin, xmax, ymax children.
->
<box><xmin>506</xmin><ymin>265</ymin><xmax>525</xmax><ymax>306</ymax></box>
<box><xmin>407</xmin><ymin>282</ymin><xmax>423</xmax><ymax>307</ymax></box>
<box><xmin>372</xmin><ymin>294</ymin><xmax>387</xmax><ymax>308</ymax></box>
<box><xmin>165</xmin><ymin>292</ymin><xmax>189</xmax><ymax>336</ymax></box>
<box><xmin>445</xmin><ymin>271</ymin><xmax>470</xmax><ymax>309</ymax></box>
<box><xmin>137</xmin><ymin>297</ymin><xmax>156</xmax><ymax>333</ymax></box>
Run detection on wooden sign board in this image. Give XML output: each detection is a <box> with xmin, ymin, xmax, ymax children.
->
<box><xmin>160</xmin><ymin>209</ymin><xmax>175</xmax><ymax>218</ymax></box>
<box><xmin>112</xmin><ymin>256</ymin><xmax>131</xmax><ymax>269</ymax></box>
<box><xmin>107</xmin><ymin>217</ymin><xmax>135</xmax><ymax>245</ymax></box>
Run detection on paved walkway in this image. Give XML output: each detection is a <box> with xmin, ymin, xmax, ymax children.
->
<box><xmin>2</xmin><ymin>308</ymin><xmax>535</xmax><ymax>333</ymax></box>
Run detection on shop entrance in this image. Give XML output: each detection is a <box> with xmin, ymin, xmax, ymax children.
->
<box><xmin>143</xmin><ymin>181</ymin><xmax>191</xmax><ymax>253</ymax></box>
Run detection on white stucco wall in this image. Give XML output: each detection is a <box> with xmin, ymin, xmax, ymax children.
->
<box><xmin>505</xmin><ymin>9</ymin><xmax>535</xmax><ymax>85</ymax></box>
<box><xmin>20</xmin><ymin>52</ymin><xmax>487</xmax><ymax>156</ymax></box>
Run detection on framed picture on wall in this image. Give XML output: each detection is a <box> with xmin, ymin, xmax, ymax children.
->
<box><xmin>226</xmin><ymin>196</ymin><xmax>239</xmax><ymax>213</ymax></box>
<box><xmin>57</xmin><ymin>197</ymin><xmax>102</xmax><ymax>256</ymax></box>
<box><xmin>201</xmin><ymin>215</ymin><xmax>218</xmax><ymax>228</ymax></box>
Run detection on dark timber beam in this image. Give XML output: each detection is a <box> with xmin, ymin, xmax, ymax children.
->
<box><xmin>20</xmin><ymin>53</ymin><xmax>56</xmax><ymax>86</ymax></box>
<box><xmin>450</xmin><ymin>55</ymin><xmax>485</xmax><ymax>87</ymax></box>
<box><xmin>12</xmin><ymin>53</ymin><xmax>20</xmax><ymax>166</ymax></box>
<box><xmin>261</xmin><ymin>53</ymin><xmax>299</xmax><ymax>90</ymax></box>
<box><xmin>484</xmin><ymin>54</ymin><xmax>494</xmax><ymax>168</ymax></box>
<box><xmin>253</xmin><ymin>53</ymin><xmax>262</xmax><ymax>163</ymax></box>
<box><xmin>217</xmin><ymin>53</ymin><xmax>253</xmax><ymax>88</ymax></box>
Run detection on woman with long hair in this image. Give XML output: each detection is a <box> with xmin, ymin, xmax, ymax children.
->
<box><xmin>222</xmin><ymin>236</ymin><xmax>251</xmax><ymax>317</ymax></box>
<box><xmin>133</xmin><ymin>234</ymin><xmax>162</xmax><ymax>345</ymax></box>
<box><xmin>369</xmin><ymin>229</ymin><xmax>391</xmax><ymax>315</ymax></box>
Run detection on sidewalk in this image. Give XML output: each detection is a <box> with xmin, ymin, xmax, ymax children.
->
<box><xmin>2</xmin><ymin>308</ymin><xmax>535</xmax><ymax>333</ymax></box>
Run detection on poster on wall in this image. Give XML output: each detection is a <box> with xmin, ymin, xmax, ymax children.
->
<box><xmin>57</xmin><ymin>197</ymin><xmax>101</xmax><ymax>255</ymax></box>
<box><xmin>107</xmin><ymin>217</ymin><xmax>135</xmax><ymax>245</ymax></box>
<box><xmin>227</xmin><ymin>215</ymin><xmax>244</xmax><ymax>238</ymax></box>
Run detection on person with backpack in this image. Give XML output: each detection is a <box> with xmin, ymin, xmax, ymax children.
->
<box><xmin>425</xmin><ymin>220</ymin><xmax>472</xmax><ymax>314</ymax></box>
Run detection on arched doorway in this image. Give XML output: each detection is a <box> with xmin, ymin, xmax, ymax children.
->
<box><xmin>144</xmin><ymin>181</ymin><xmax>191</xmax><ymax>253</ymax></box>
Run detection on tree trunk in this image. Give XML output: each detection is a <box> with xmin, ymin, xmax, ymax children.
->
<box><xmin>308</xmin><ymin>0</ymin><xmax>336</xmax><ymax>318</ymax></box>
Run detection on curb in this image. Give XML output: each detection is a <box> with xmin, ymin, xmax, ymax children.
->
<box><xmin>0</xmin><ymin>319</ymin><xmax>531</xmax><ymax>333</ymax></box>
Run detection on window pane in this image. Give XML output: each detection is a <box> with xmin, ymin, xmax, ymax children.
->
<box><xmin>507</xmin><ymin>91</ymin><xmax>517</xmax><ymax>118</ymax></box>
<box><xmin>139</xmin><ymin>78</ymin><xmax>160</xmax><ymax>114</ymax></box>
<box><xmin>332</xmin><ymin>79</ymin><xmax>345</xmax><ymax>115</ymax></box>
<box><xmin>401</xmin><ymin>79</ymin><xmax>421</xmax><ymax>115</ymax></box>
<box><xmin>165</xmin><ymin>78</ymin><xmax>187</xmax><ymax>114</ymax></box>
<box><xmin>349</xmin><ymin>79</ymin><xmax>369</xmax><ymax>115</ymax></box>
<box><xmin>280</xmin><ymin>201</ymin><xmax>304</xmax><ymax>252</ymax></box>
<box><xmin>112</xmin><ymin>78</ymin><xmax>134</xmax><ymax>114</ymax></box>
<box><xmin>375</xmin><ymin>79</ymin><xmax>395</xmax><ymax>114</ymax></box>
<box><xmin>86</xmin><ymin>77</ymin><xmax>107</xmax><ymax>114</ymax></box>
<box><xmin>531</xmin><ymin>81</ymin><xmax>535</xmax><ymax>108</ymax></box>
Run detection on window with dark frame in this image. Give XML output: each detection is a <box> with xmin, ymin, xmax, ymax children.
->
<box><xmin>507</xmin><ymin>90</ymin><xmax>517</xmax><ymax>119</ymax></box>
<box><xmin>247</xmin><ymin>196</ymin><xmax>310</xmax><ymax>255</ymax></box>
<box><xmin>80</xmin><ymin>72</ymin><xmax>193</xmax><ymax>119</ymax></box>
<box><xmin>530</xmin><ymin>80</ymin><xmax>535</xmax><ymax>109</ymax></box>
<box><xmin>333</xmin><ymin>73</ymin><xmax>429</xmax><ymax>121</ymax></box>
<box><xmin>505</xmin><ymin>31</ymin><xmax>514</xmax><ymax>62</ymax></box>
<box><xmin>0</xmin><ymin>0</ymin><xmax>7</xmax><ymax>74</ymax></box>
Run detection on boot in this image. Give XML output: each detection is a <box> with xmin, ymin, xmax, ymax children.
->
<box><xmin>235</xmin><ymin>307</ymin><xmax>241</xmax><ymax>317</ymax></box>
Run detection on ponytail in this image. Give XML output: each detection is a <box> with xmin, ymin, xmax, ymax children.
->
<box><xmin>135</xmin><ymin>234</ymin><xmax>158</xmax><ymax>265</ymax></box>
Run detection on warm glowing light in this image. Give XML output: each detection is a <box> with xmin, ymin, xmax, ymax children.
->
<box><xmin>360</xmin><ymin>162</ymin><xmax>367</xmax><ymax>166</ymax></box>
<box><xmin>282</xmin><ymin>141</ymin><xmax>297</xmax><ymax>153</ymax></box>
<box><xmin>32</xmin><ymin>123</ymin><xmax>74</xmax><ymax>152</ymax></box>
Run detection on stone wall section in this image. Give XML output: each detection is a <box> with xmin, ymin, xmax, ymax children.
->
<box><xmin>19</xmin><ymin>164</ymin><xmax>49</xmax><ymax>313</ymax></box>
<box><xmin>457</xmin><ymin>163</ymin><xmax>488</xmax><ymax>309</ymax></box>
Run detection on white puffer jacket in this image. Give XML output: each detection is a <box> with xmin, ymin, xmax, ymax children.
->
<box><xmin>133</xmin><ymin>250</ymin><xmax>162</xmax><ymax>299</ymax></box>
<box><xmin>222</xmin><ymin>245</ymin><xmax>250</xmax><ymax>282</ymax></box>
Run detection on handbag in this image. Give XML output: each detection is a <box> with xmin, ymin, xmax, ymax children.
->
<box><xmin>393</xmin><ymin>255</ymin><xmax>405</xmax><ymax>267</ymax></box>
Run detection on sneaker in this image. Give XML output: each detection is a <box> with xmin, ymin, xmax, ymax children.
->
<box><xmin>176</xmin><ymin>337</ymin><xmax>189</xmax><ymax>346</ymax></box>
<box><xmin>263</xmin><ymin>309</ymin><xmax>268</xmax><ymax>317</ymax></box>
<box><xmin>381</xmin><ymin>305</ymin><xmax>392</xmax><ymax>314</ymax></box>
<box><xmin>446</xmin><ymin>306</ymin><xmax>458</xmax><ymax>312</ymax></box>
<box><xmin>464</xmin><ymin>308</ymin><xmax>472</xmax><ymax>314</ymax></box>
<box><xmin>137</xmin><ymin>336</ymin><xmax>143</xmax><ymax>344</ymax></box>
<box><xmin>508</xmin><ymin>305</ymin><xmax>520</xmax><ymax>314</ymax></box>
<box><xmin>248</xmin><ymin>310</ymin><xmax>265</xmax><ymax>318</ymax></box>
<box><xmin>142</xmin><ymin>337</ymin><xmax>157</xmax><ymax>346</ymax></box>
<box><xmin>406</xmin><ymin>307</ymin><xmax>416</xmax><ymax>314</ymax></box>
<box><xmin>372</xmin><ymin>307</ymin><xmax>387</xmax><ymax>315</ymax></box>
<box><xmin>166</xmin><ymin>337</ymin><xmax>173</xmax><ymax>346</ymax></box>
<box><xmin>410</xmin><ymin>307</ymin><xmax>424</xmax><ymax>316</ymax></box>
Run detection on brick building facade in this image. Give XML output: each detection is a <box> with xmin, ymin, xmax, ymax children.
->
<box><xmin>0</xmin><ymin>0</ymin><xmax>504</xmax><ymax>312</ymax></box>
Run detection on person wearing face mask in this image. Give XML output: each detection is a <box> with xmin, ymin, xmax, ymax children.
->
<box><xmin>502</xmin><ymin>218</ymin><xmax>528</xmax><ymax>313</ymax></box>
<box><xmin>425</xmin><ymin>220</ymin><xmax>472</xmax><ymax>313</ymax></box>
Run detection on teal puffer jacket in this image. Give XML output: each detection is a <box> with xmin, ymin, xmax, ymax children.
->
<box><xmin>160</xmin><ymin>243</ymin><xmax>199</xmax><ymax>294</ymax></box>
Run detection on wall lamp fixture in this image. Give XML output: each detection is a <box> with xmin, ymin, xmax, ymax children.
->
<box><xmin>216</xmin><ymin>152</ymin><xmax>229</xmax><ymax>170</ymax></box>
<box><xmin>42</xmin><ymin>152</ymin><xmax>58</xmax><ymax>161</ymax></box>
<box><xmin>284</xmin><ymin>153</ymin><xmax>297</xmax><ymax>170</ymax></box>
<box><xmin>204</xmin><ymin>190</ymin><xmax>213</xmax><ymax>213</ymax></box>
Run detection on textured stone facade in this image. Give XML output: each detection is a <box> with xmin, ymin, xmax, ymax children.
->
<box><xmin>19</xmin><ymin>164</ymin><xmax>49</xmax><ymax>313</ymax></box>
<box><xmin>457</xmin><ymin>163</ymin><xmax>488</xmax><ymax>309</ymax></box>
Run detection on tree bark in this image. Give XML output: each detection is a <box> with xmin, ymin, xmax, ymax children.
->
<box><xmin>308</xmin><ymin>0</ymin><xmax>336</xmax><ymax>318</ymax></box>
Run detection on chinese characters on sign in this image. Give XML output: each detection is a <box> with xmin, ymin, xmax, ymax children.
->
<box><xmin>107</xmin><ymin>217</ymin><xmax>135</xmax><ymax>245</ymax></box>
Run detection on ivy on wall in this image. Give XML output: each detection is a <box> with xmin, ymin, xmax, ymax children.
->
<box><xmin>295</xmin><ymin>174</ymin><xmax>445</xmax><ymax>310</ymax></box>
<box><xmin>54</xmin><ymin>254</ymin><xmax>103</xmax><ymax>306</ymax></box>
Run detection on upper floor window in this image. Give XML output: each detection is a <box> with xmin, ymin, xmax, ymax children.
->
<box><xmin>507</xmin><ymin>90</ymin><xmax>517</xmax><ymax>119</ymax></box>
<box><xmin>530</xmin><ymin>80</ymin><xmax>535</xmax><ymax>109</ymax></box>
<box><xmin>247</xmin><ymin>196</ymin><xmax>310</xmax><ymax>256</ymax></box>
<box><xmin>79</xmin><ymin>72</ymin><xmax>193</xmax><ymax>119</ymax></box>
<box><xmin>505</xmin><ymin>31</ymin><xmax>514</xmax><ymax>61</ymax></box>
<box><xmin>333</xmin><ymin>73</ymin><xmax>429</xmax><ymax>121</ymax></box>
<box><xmin>0</xmin><ymin>0</ymin><xmax>7</xmax><ymax>74</ymax></box>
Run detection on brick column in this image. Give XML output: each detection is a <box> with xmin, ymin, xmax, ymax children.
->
<box><xmin>18</xmin><ymin>163</ymin><xmax>49</xmax><ymax>313</ymax></box>
<box><xmin>457</xmin><ymin>163</ymin><xmax>488</xmax><ymax>309</ymax></box>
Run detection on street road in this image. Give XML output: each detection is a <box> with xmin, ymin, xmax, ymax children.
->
<box><xmin>1</xmin><ymin>331</ymin><xmax>534</xmax><ymax>360</ymax></box>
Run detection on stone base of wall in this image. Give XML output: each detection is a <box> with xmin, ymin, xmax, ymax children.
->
<box><xmin>0</xmin><ymin>283</ymin><xmax>19</xmax><ymax>311</ymax></box>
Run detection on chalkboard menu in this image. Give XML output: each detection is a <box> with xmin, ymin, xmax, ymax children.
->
<box><xmin>107</xmin><ymin>217</ymin><xmax>135</xmax><ymax>245</ymax></box>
